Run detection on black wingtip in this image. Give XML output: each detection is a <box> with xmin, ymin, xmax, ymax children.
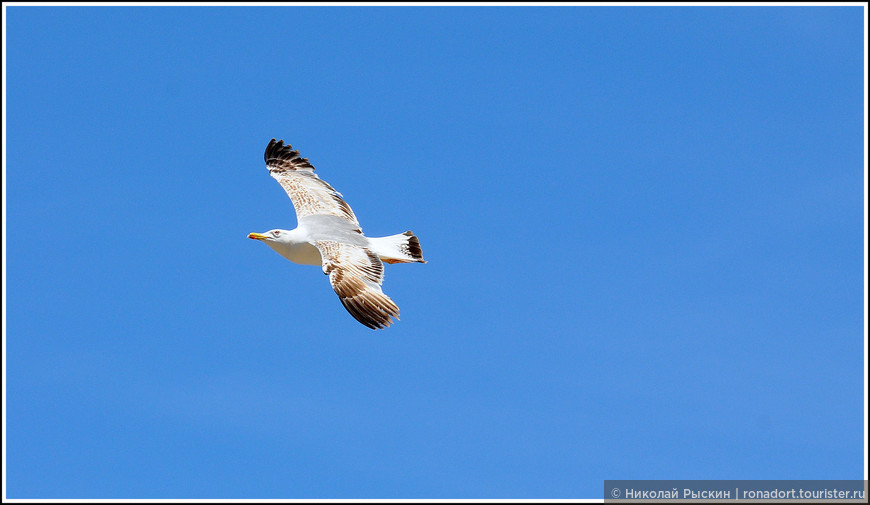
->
<box><xmin>264</xmin><ymin>139</ymin><xmax>314</xmax><ymax>171</ymax></box>
<box><xmin>339</xmin><ymin>296</ymin><xmax>399</xmax><ymax>330</ymax></box>
<box><xmin>264</xmin><ymin>138</ymin><xmax>284</xmax><ymax>163</ymax></box>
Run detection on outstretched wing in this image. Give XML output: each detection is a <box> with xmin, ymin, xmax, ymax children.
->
<box><xmin>314</xmin><ymin>240</ymin><xmax>400</xmax><ymax>330</ymax></box>
<box><xmin>264</xmin><ymin>139</ymin><xmax>360</xmax><ymax>229</ymax></box>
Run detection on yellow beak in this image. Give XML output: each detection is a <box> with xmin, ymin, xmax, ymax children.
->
<box><xmin>247</xmin><ymin>232</ymin><xmax>268</xmax><ymax>240</ymax></box>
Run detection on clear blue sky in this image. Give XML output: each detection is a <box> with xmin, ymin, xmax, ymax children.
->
<box><xmin>4</xmin><ymin>5</ymin><xmax>865</xmax><ymax>500</ymax></box>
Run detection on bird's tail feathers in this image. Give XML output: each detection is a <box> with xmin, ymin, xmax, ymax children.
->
<box><xmin>369</xmin><ymin>231</ymin><xmax>427</xmax><ymax>264</ymax></box>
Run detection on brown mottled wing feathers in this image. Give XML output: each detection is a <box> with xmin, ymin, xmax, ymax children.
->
<box><xmin>315</xmin><ymin>240</ymin><xmax>400</xmax><ymax>330</ymax></box>
<box><xmin>264</xmin><ymin>139</ymin><xmax>359</xmax><ymax>227</ymax></box>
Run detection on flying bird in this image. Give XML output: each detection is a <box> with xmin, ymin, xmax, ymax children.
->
<box><xmin>248</xmin><ymin>139</ymin><xmax>426</xmax><ymax>329</ymax></box>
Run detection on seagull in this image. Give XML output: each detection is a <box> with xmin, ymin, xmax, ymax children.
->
<box><xmin>248</xmin><ymin>139</ymin><xmax>426</xmax><ymax>329</ymax></box>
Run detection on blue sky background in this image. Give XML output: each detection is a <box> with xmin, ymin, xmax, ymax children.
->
<box><xmin>4</xmin><ymin>5</ymin><xmax>865</xmax><ymax>499</ymax></box>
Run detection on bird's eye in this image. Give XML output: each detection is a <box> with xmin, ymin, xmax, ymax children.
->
<box><xmin>272</xmin><ymin>230</ymin><xmax>280</xmax><ymax>236</ymax></box>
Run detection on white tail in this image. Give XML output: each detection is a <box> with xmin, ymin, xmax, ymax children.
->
<box><xmin>368</xmin><ymin>231</ymin><xmax>427</xmax><ymax>264</ymax></box>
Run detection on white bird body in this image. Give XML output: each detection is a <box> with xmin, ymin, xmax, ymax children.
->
<box><xmin>248</xmin><ymin>139</ymin><xmax>426</xmax><ymax>329</ymax></box>
<box><xmin>261</xmin><ymin>229</ymin><xmax>323</xmax><ymax>266</ymax></box>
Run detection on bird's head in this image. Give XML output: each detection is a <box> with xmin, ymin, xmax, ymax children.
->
<box><xmin>247</xmin><ymin>229</ymin><xmax>290</xmax><ymax>244</ymax></box>
<box><xmin>248</xmin><ymin>227</ymin><xmax>322</xmax><ymax>266</ymax></box>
